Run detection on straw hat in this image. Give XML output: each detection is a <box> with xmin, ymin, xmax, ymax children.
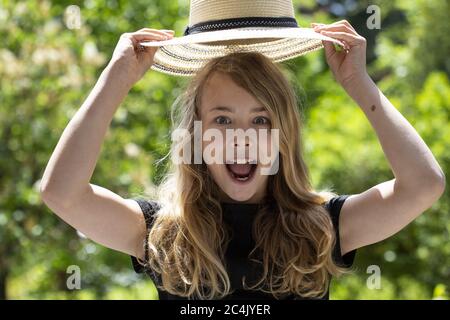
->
<box><xmin>140</xmin><ymin>0</ymin><xmax>343</xmax><ymax>77</ymax></box>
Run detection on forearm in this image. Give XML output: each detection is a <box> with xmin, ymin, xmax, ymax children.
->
<box><xmin>344</xmin><ymin>74</ymin><xmax>445</xmax><ymax>191</ymax></box>
<box><xmin>40</xmin><ymin>63</ymin><xmax>131</xmax><ymax>204</ymax></box>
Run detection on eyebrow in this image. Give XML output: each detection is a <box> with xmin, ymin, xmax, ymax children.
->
<box><xmin>210</xmin><ymin>105</ymin><xmax>267</xmax><ymax>113</ymax></box>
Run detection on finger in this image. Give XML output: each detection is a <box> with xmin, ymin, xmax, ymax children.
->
<box><xmin>317</xmin><ymin>31</ymin><xmax>364</xmax><ymax>47</ymax></box>
<box><xmin>120</xmin><ymin>32</ymin><xmax>137</xmax><ymax>47</ymax></box>
<box><xmin>126</xmin><ymin>32</ymin><xmax>171</xmax><ymax>49</ymax></box>
<box><xmin>311</xmin><ymin>20</ymin><xmax>358</xmax><ymax>36</ymax></box>
<box><xmin>121</xmin><ymin>32</ymin><xmax>170</xmax><ymax>55</ymax></box>
<box><xmin>160</xmin><ymin>29</ymin><xmax>175</xmax><ymax>34</ymax></box>
<box><xmin>330</xmin><ymin>19</ymin><xmax>356</xmax><ymax>32</ymax></box>
<box><xmin>322</xmin><ymin>40</ymin><xmax>339</xmax><ymax>58</ymax></box>
<box><xmin>314</xmin><ymin>23</ymin><xmax>358</xmax><ymax>37</ymax></box>
<box><xmin>137</xmin><ymin>28</ymin><xmax>175</xmax><ymax>35</ymax></box>
<box><xmin>121</xmin><ymin>31</ymin><xmax>166</xmax><ymax>42</ymax></box>
<box><xmin>131</xmin><ymin>31</ymin><xmax>171</xmax><ymax>40</ymax></box>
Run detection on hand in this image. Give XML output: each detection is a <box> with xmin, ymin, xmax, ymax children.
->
<box><xmin>311</xmin><ymin>20</ymin><xmax>368</xmax><ymax>90</ymax></box>
<box><xmin>106</xmin><ymin>28</ymin><xmax>174</xmax><ymax>88</ymax></box>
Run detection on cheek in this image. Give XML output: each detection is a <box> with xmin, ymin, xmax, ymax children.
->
<box><xmin>206</xmin><ymin>163</ymin><xmax>226</xmax><ymax>183</ymax></box>
<box><xmin>202</xmin><ymin>135</ymin><xmax>224</xmax><ymax>150</ymax></box>
<box><xmin>257</xmin><ymin>132</ymin><xmax>274</xmax><ymax>163</ymax></box>
<box><xmin>202</xmin><ymin>129</ymin><xmax>226</xmax><ymax>164</ymax></box>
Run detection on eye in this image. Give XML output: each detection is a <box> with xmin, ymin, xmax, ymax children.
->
<box><xmin>214</xmin><ymin>116</ymin><xmax>231</xmax><ymax>125</ymax></box>
<box><xmin>253</xmin><ymin>116</ymin><xmax>271</xmax><ymax>125</ymax></box>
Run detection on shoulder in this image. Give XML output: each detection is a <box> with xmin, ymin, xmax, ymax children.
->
<box><xmin>131</xmin><ymin>198</ymin><xmax>161</xmax><ymax>229</ymax></box>
<box><xmin>322</xmin><ymin>194</ymin><xmax>357</xmax><ymax>268</ymax></box>
<box><xmin>323</xmin><ymin>195</ymin><xmax>350</xmax><ymax>219</ymax></box>
<box><xmin>129</xmin><ymin>198</ymin><xmax>161</xmax><ymax>274</ymax></box>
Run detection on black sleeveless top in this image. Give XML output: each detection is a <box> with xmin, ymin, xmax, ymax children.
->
<box><xmin>130</xmin><ymin>195</ymin><xmax>357</xmax><ymax>300</ymax></box>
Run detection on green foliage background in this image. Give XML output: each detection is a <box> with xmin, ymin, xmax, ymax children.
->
<box><xmin>0</xmin><ymin>0</ymin><xmax>448</xmax><ymax>299</ymax></box>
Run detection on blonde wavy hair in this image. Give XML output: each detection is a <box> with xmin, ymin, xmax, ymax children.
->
<box><xmin>138</xmin><ymin>51</ymin><xmax>352</xmax><ymax>299</ymax></box>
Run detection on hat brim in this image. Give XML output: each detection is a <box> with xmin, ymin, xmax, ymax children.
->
<box><xmin>140</xmin><ymin>27</ymin><xmax>343</xmax><ymax>77</ymax></box>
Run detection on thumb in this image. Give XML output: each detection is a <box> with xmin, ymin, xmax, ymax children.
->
<box><xmin>322</xmin><ymin>40</ymin><xmax>336</xmax><ymax>58</ymax></box>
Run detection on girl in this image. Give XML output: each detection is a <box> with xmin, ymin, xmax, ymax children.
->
<box><xmin>40</xmin><ymin>21</ymin><xmax>445</xmax><ymax>300</ymax></box>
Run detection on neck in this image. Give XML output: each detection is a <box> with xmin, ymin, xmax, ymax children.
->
<box><xmin>217</xmin><ymin>188</ymin><xmax>267</xmax><ymax>205</ymax></box>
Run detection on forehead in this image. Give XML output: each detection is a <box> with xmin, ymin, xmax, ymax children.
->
<box><xmin>199</xmin><ymin>72</ymin><xmax>264</xmax><ymax>114</ymax></box>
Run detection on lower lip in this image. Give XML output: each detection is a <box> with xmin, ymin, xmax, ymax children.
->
<box><xmin>225</xmin><ymin>164</ymin><xmax>257</xmax><ymax>185</ymax></box>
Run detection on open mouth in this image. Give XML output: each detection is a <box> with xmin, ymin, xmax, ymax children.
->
<box><xmin>225</xmin><ymin>161</ymin><xmax>258</xmax><ymax>183</ymax></box>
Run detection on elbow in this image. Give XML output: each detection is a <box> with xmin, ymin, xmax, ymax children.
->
<box><xmin>40</xmin><ymin>183</ymin><xmax>60</xmax><ymax>209</ymax></box>
<box><xmin>400</xmin><ymin>167</ymin><xmax>446</xmax><ymax>203</ymax></box>
<box><xmin>39</xmin><ymin>179</ymin><xmax>72</xmax><ymax>211</ymax></box>
<box><xmin>40</xmin><ymin>178</ymin><xmax>58</xmax><ymax>203</ymax></box>
<box><xmin>431</xmin><ymin>167</ymin><xmax>446</xmax><ymax>194</ymax></box>
<box><xmin>40</xmin><ymin>187</ymin><xmax>74</xmax><ymax>214</ymax></box>
<box><xmin>39</xmin><ymin>179</ymin><xmax>52</xmax><ymax>203</ymax></box>
<box><xmin>435</xmin><ymin>170</ymin><xmax>446</xmax><ymax>198</ymax></box>
<box><xmin>40</xmin><ymin>179</ymin><xmax>90</xmax><ymax>211</ymax></box>
<box><xmin>421</xmin><ymin>169</ymin><xmax>446</xmax><ymax>203</ymax></box>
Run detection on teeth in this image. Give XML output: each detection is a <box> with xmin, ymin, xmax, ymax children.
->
<box><xmin>225</xmin><ymin>160</ymin><xmax>257</xmax><ymax>182</ymax></box>
<box><xmin>229</xmin><ymin>159</ymin><xmax>257</xmax><ymax>164</ymax></box>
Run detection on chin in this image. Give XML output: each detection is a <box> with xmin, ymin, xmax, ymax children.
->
<box><xmin>208</xmin><ymin>163</ymin><xmax>265</xmax><ymax>203</ymax></box>
<box><xmin>223</xmin><ymin>190</ymin><xmax>256</xmax><ymax>203</ymax></box>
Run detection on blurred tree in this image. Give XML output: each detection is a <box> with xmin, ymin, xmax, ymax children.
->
<box><xmin>0</xmin><ymin>0</ymin><xmax>184</xmax><ymax>299</ymax></box>
<box><xmin>0</xmin><ymin>0</ymin><xmax>448</xmax><ymax>299</ymax></box>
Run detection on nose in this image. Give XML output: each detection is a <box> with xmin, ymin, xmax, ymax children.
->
<box><xmin>234</xmin><ymin>135</ymin><xmax>250</xmax><ymax>147</ymax></box>
<box><xmin>231</xmin><ymin>129</ymin><xmax>254</xmax><ymax>149</ymax></box>
<box><xmin>225</xmin><ymin>129</ymin><xmax>258</xmax><ymax>162</ymax></box>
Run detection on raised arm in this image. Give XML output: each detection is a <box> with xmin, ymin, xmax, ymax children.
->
<box><xmin>40</xmin><ymin>29</ymin><xmax>174</xmax><ymax>258</ymax></box>
<box><xmin>312</xmin><ymin>20</ymin><xmax>446</xmax><ymax>255</ymax></box>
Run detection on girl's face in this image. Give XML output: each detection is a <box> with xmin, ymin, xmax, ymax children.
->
<box><xmin>199</xmin><ymin>72</ymin><xmax>273</xmax><ymax>204</ymax></box>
